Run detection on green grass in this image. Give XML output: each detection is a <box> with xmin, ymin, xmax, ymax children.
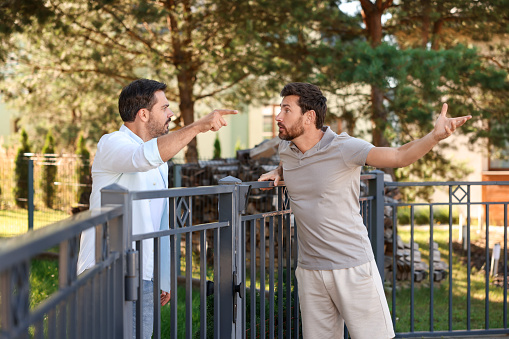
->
<box><xmin>161</xmin><ymin>286</ymin><xmax>202</xmax><ymax>338</ymax></box>
<box><xmin>30</xmin><ymin>257</ymin><xmax>59</xmax><ymax>309</ymax></box>
<box><xmin>392</xmin><ymin>225</ymin><xmax>507</xmax><ymax>333</ymax></box>
<box><xmin>0</xmin><ymin>208</ymin><xmax>70</xmax><ymax>237</ymax></box>
<box><xmin>30</xmin><ymin>255</ymin><xmax>204</xmax><ymax>338</ymax></box>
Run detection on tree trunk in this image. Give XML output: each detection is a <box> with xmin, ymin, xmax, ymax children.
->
<box><xmin>166</xmin><ymin>0</ymin><xmax>198</xmax><ymax>163</ymax></box>
<box><xmin>361</xmin><ymin>0</ymin><xmax>395</xmax><ymax>178</ymax></box>
<box><xmin>421</xmin><ymin>0</ymin><xmax>431</xmax><ymax>48</ymax></box>
<box><xmin>178</xmin><ymin>71</ymin><xmax>198</xmax><ymax>163</ymax></box>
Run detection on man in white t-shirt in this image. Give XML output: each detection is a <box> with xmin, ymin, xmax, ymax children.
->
<box><xmin>259</xmin><ymin>82</ymin><xmax>470</xmax><ymax>339</ymax></box>
<box><xmin>78</xmin><ymin>78</ymin><xmax>237</xmax><ymax>338</ymax></box>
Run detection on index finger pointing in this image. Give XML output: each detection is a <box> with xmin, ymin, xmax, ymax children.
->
<box><xmin>440</xmin><ymin>103</ymin><xmax>448</xmax><ymax>117</ymax></box>
<box><xmin>216</xmin><ymin>109</ymin><xmax>238</xmax><ymax>116</ymax></box>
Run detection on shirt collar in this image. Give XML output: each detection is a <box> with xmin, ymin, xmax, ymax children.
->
<box><xmin>319</xmin><ymin>126</ymin><xmax>334</xmax><ymax>148</ymax></box>
<box><xmin>289</xmin><ymin>126</ymin><xmax>333</xmax><ymax>154</ymax></box>
<box><xmin>120</xmin><ymin>124</ymin><xmax>144</xmax><ymax>145</ymax></box>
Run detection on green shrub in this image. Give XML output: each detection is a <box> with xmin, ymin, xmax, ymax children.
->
<box><xmin>40</xmin><ymin>131</ymin><xmax>57</xmax><ymax>209</ymax></box>
<box><xmin>414</xmin><ymin>206</ymin><xmax>429</xmax><ymax>225</ymax></box>
<box><xmin>432</xmin><ymin>206</ymin><xmax>459</xmax><ymax>225</ymax></box>
<box><xmin>213</xmin><ymin>135</ymin><xmax>221</xmax><ymax>159</ymax></box>
<box><xmin>75</xmin><ymin>134</ymin><xmax>91</xmax><ymax>206</ymax></box>
<box><xmin>397</xmin><ymin>205</ymin><xmax>459</xmax><ymax>225</ymax></box>
<box><xmin>13</xmin><ymin>129</ymin><xmax>31</xmax><ymax>208</ymax></box>
<box><xmin>396</xmin><ymin>206</ymin><xmax>411</xmax><ymax>225</ymax></box>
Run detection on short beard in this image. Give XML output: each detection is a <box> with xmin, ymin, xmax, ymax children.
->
<box><xmin>278</xmin><ymin>117</ymin><xmax>305</xmax><ymax>141</ymax></box>
<box><xmin>147</xmin><ymin>116</ymin><xmax>171</xmax><ymax>139</ymax></box>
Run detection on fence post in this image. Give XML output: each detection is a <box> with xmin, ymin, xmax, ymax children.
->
<box><xmin>173</xmin><ymin>163</ymin><xmax>182</xmax><ymax>188</ymax></box>
<box><xmin>101</xmin><ymin>183</ymin><xmax>131</xmax><ymax>338</ymax></box>
<box><xmin>218</xmin><ymin>176</ymin><xmax>250</xmax><ymax>339</ymax></box>
<box><xmin>368</xmin><ymin>170</ymin><xmax>385</xmax><ymax>281</ymax></box>
<box><xmin>28</xmin><ymin>158</ymin><xmax>34</xmax><ymax>231</ymax></box>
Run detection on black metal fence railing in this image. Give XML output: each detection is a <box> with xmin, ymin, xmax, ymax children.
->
<box><xmin>0</xmin><ymin>154</ymin><xmax>277</xmax><ymax>237</ymax></box>
<box><xmin>385</xmin><ymin>181</ymin><xmax>509</xmax><ymax>338</ymax></box>
<box><xmin>2</xmin><ymin>160</ymin><xmax>509</xmax><ymax>338</ymax></box>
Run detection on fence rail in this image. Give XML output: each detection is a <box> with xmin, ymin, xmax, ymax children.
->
<box><xmin>386</xmin><ymin>180</ymin><xmax>509</xmax><ymax>338</ymax></box>
<box><xmin>2</xmin><ymin>169</ymin><xmax>509</xmax><ymax>338</ymax></box>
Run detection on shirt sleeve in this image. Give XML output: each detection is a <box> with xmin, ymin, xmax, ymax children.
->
<box><xmin>95</xmin><ymin>132</ymin><xmax>164</xmax><ymax>173</ymax></box>
<box><xmin>341</xmin><ymin>137</ymin><xmax>375</xmax><ymax>168</ymax></box>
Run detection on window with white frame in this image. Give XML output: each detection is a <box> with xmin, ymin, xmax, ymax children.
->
<box><xmin>262</xmin><ymin>105</ymin><xmax>278</xmax><ymax>140</ymax></box>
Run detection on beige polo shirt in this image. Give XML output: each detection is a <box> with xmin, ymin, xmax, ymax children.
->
<box><xmin>279</xmin><ymin>126</ymin><xmax>375</xmax><ymax>270</ymax></box>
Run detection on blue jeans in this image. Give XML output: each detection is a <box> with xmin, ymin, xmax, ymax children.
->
<box><xmin>133</xmin><ymin>280</ymin><xmax>154</xmax><ymax>339</ymax></box>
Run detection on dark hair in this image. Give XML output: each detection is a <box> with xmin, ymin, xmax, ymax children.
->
<box><xmin>118</xmin><ymin>79</ymin><xmax>167</xmax><ymax>122</ymax></box>
<box><xmin>280</xmin><ymin>82</ymin><xmax>327</xmax><ymax>129</ymax></box>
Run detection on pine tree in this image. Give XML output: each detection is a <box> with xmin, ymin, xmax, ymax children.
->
<box><xmin>40</xmin><ymin>130</ymin><xmax>57</xmax><ymax>209</ymax></box>
<box><xmin>13</xmin><ymin>130</ymin><xmax>31</xmax><ymax>208</ymax></box>
<box><xmin>75</xmin><ymin>134</ymin><xmax>91</xmax><ymax>208</ymax></box>
<box><xmin>213</xmin><ymin>135</ymin><xmax>221</xmax><ymax>160</ymax></box>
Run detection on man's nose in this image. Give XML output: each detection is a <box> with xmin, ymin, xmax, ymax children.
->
<box><xmin>275</xmin><ymin>112</ymin><xmax>282</xmax><ymax>121</ymax></box>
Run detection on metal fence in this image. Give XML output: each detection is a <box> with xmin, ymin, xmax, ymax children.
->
<box><xmin>0</xmin><ymin>204</ymin><xmax>125</xmax><ymax>338</ymax></box>
<box><xmin>0</xmin><ymin>154</ymin><xmax>276</xmax><ymax>237</ymax></box>
<box><xmin>0</xmin><ymin>153</ymin><xmax>89</xmax><ymax>236</ymax></box>
<box><xmin>2</xmin><ymin>169</ymin><xmax>509</xmax><ymax>338</ymax></box>
<box><xmin>386</xmin><ymin>180</ymin><xmax>509</xmax><ymax>338</ymax></box>
<box><xmin>0</xmin><ymin>171</ymin><xmax>384</xmax><ymax>339</ymax></box>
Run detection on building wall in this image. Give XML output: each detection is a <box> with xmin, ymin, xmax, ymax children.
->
<box><xmin>481</xmin><ymin>172</ymin><xmax>509</xmax><ymax>225</ymax></box>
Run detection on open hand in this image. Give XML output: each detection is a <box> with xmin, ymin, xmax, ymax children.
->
<box><xmin>432</xmin><ymin>103</ymin><xmax>472</xmax><ymax>141</ymax></box>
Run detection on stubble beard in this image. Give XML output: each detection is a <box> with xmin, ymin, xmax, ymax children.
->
<box><xmin>278</xmin><ymin>117</ymin><xmax>305</xmax><ymax>141</ymax></box>
<box><xmin>148</xmin><ymin>116</ymin><xmax>171</xmax><ymax>139</ymax></box>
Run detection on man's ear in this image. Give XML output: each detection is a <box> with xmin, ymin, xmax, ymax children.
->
<box><xmin>137</xmin><ymin>108</ymin><xmax>150</xmax><ymax>122</ymax></box>
<box><xmin>305</xmin><ymin>110</ymin><xmax>316</xmax><ymax>125</ymax></box>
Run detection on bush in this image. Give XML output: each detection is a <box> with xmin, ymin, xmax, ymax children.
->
<box><xmin>396</xmin><ymin>206</ymin><xmax>411</xmax><ymax>225</ymax></box>
<box><xmin>13</xmin><ymin>129</ymin><xmax>31</xmax><ymax>208</ymax></box>
<box><xmin>75</xmin><ymin>134</ymin><xmax>91</xmax><ymax>206</ymax></box>
<box><xmin>40</xmin><ymin>131</ymin><xmax>57</xmax><ymax>209</ymax></box>
<box><xmin>433</xmin><ymin>206</ymin><xmax>459</xmax><ymax>225</ymax></box>
<box><xmin>213</xmin><ymin>135</ymin><xmax>221</xmax><ymax>160</ymax></box>
<box><xmin>397</xmin><ymin>205</ymin><xmax>459</xmax><ymax>225</ymax></box>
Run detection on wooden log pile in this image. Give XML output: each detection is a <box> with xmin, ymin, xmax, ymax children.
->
<box><xmin>383</xmin><ymin>182</ymin><xmax>449</xmax><ymax>283</ymax></box>
<box><xmin>170</xmin><ymin>142</ymin><xmax>281</xmax><ymax>271</ymax></box>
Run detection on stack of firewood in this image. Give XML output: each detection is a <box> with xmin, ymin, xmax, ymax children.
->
<box><xmin>384</xmin><ymin>232</ymin><xmax>429</xmax><ymax>283</ymax></box>
<box><xmin>382</xmin><ymin>182</ymin><xmax>449</xmax><ymax>283</ymax></box>
<box><xmin>430</xmin><ymin>241</ymin><xmax>449</xmax><ymax>282</ymax></box>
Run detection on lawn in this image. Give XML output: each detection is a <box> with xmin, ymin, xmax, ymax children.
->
<box><xmin>392</xmin><ymin>225</ymin><xmax>508</xmax><ymax>333</ymax></box>
<box><xmin>0</xmin><ymin>208</ymin><xmax>70</xmax><ymax>237</ymax></box>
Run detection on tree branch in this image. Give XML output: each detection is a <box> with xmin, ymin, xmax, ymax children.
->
<box><xmin>480</xmin><ymin>56</ymin><xmax>508</xmax><ymax>71</ymax></box>
<box><xmin>100</xmin><ymin>5</ymin><xmax>163</xmax><ymax>58</ymax></box>
<box><xmin>195</xmin><ymin>74</ymin><xmax>249</xmax><ymax>100</ymax></box>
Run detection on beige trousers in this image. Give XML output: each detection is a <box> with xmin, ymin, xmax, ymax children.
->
<box><xmin>295</xmin><ymin>260</ymin><xmax>395</xmax><ymax>339</ymax></box>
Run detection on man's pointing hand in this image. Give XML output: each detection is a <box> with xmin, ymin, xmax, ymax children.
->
<box><xmin>198</xmin><ymin>109</ymin><xmax>238</xmax><ymax>132</ymax></box>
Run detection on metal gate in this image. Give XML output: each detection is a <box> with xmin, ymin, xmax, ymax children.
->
<box><xmin>3</xmin><ymin>173</ymin><xmax>508</xmax><ymax>338</ymax></box>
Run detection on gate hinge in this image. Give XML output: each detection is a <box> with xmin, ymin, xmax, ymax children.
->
<box><xmin>233</xmin><ymin>271</ymin><xmax>243</xmax><ymax>323</ymax></box>
<box><xmin>125</xmin><ymin>249</ymin><xmax>139</xmax><ymax>301</ymax></box>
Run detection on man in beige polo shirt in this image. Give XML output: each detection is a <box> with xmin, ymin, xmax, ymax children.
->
<box><xmin>258</xmin><ymin>82</ymin><xmax>471</xmax><ymax>339</ymax></box>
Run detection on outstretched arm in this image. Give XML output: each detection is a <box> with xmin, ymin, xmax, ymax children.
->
<box><xmin>157</xmin><ymin>109</ymin><xmax>237</xmax><ymax>162</ymax></box>
<box><xmin>366</xmin><ymin>103</ymin><xmax>471</xmax><ymax>168</ymax></box>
